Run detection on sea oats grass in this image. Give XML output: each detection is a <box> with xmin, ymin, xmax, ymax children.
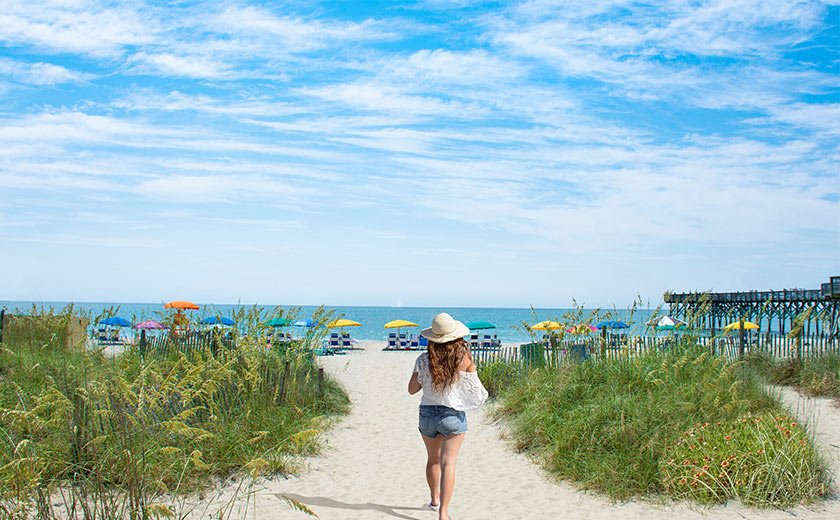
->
<box><xmin>745</xmin><ymin>351</ymin><xmax>840</xmax><ymax>399</ymax></box>
<box><xmin>491</xmin><ymin>343</ymin><xmax>831</xmax><ymax>507</ymax></box>
<box><xmin>0</xmin><ymin>306</ymin><xmax>348</xmax><ymax>519</ymax></box>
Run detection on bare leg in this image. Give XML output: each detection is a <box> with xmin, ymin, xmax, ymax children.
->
<box><xmin>438</xmin><ymin>433</ymin><xmax>465</xmax><ymax>520</ymax></box>
<box><xmin>421</xmin><ymin>434</ymin><xmax>442</xmax><ymax>507</ymax></box>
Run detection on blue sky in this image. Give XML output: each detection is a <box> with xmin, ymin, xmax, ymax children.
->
<box><xmin>1</xmin><ymin>0</ymin><xmax>838</xmax><ymax>308</ymax></box>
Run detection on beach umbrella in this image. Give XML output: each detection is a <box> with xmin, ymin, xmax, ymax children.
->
<box><xmin>465</xmin><ymin>321</ymin><xmax>496</xmax><ymax>330</ymax></box>
<box><xmin>566</xmin><ymin>324</ymin><xmax>598</xmax><ymax>334</ymax></box>
<box><xmin>164</xmin><ymin>300</ymin><xmax>200</xmax><ymax>310</ymax></box>
<box><xmin>384</xmin><ymin>319</ymin><xmax>418</xmax><ymax>329</ymax></box>
<box><xmin>530</xmin><ymin>321</ymin><xmax>562</xmax><ymax>331</ymax></box>
<box><xmin>647</xmin><ymin>316</ymin><xmax>686</xmax><ymax>330</ymax></box>
<box><xmin>326</xmin><ymin>319</ymin><xmax>362</xmax><ymax>328</ymax></box>
<box><xmin>265</xmin><ymin>317</ymin><xmax>293</xmax><ymax>327</ymax></box>
<box><xmin>101</xmin><ymin>316</ymin><xmax>131</xmax><ymax>327</ymax></box>
<box><xmin>384</xmin><ymin>319</ymin><xmax>418</xmax><ymax>341</ymax></box>
<box><xmin>385</xmin><ymin>319</ymin><xmax>417</xmax><ymax>341</ymax></box>
<box><xmin>596</xmin><ymin>320</ymin><xmax>629</xmax><ymax>329</ymax></box>
<box><xmin>134</xmin><ymin>319</ymin><xmax>166</xmax><ymax>330</ymax></box>
<box><xmin>293</xmin><ymin>319</ymin><xmax>317</xmax><ymax>328</ymax></box>
<box><xmin>724</xmin><ymin>320</ymin><xmax>759</xmax><ymax>331</ymax></box>
<box><xmin>201</xmin><ymin>316</ymin><xmax>234</xmax><ymax>326</ymax></box>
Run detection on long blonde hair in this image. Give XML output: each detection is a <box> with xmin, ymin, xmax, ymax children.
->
<box><xmin>427</xmin><ymin>338</ymin><xmax>467</xmax><ymax>390</ymax></box>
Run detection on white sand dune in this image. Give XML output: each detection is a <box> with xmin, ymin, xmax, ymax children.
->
<box><xmin>189</xmin><ymin>341</ymin><xmax>839</xmax><ymax>519</ymax></box>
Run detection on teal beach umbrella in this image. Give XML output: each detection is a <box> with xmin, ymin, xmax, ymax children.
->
<box><xmin>465</xmin><ymin>321</ymin><xmax>496</xmax><ymax>330</ymax></box>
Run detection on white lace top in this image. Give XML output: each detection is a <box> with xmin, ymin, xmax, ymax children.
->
<box><xmin>413</xmin><ymin>352</ymin><xmax>488</xmax><ymax>411</ymax></box>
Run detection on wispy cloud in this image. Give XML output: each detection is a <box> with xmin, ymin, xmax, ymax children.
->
<box><xmin>0</xmin><ymin>57</ymin><xmax>91</xmax><ymax>85</ymax></box>
<box><xmin>0</xmin><ymin>0</ymin><xmax>836</xmax><ymax>305</ymax></box>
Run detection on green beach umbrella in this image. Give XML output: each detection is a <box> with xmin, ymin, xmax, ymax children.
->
<box><xmin>465</xmin><ymin>321</ymin><xmax>496</xmax><ymax>330</ymax></box>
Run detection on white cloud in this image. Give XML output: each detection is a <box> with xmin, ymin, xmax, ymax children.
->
<box><xmin>0</xmin><ymin>0</ymin><xmax>156</xmax><ymax>57</ymax></box>
<box><xmin>127</xmin><ymin>52</ymin><xmax>231</xmax><ymax>79</ymax></box>
<box><xmin>0</xmin><ymin>57</ymin><xmax>91</xmax><ymax>84</ymax></box>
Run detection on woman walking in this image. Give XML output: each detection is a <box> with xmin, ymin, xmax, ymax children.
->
<box><xmin>408</xmin><ymin>313</ymin><xmax>488</xmax><ymax>520</ymax></box>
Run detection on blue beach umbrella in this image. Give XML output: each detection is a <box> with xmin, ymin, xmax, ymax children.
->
<box><xmin>293</xmin><ymin>319</ymin><xmax>317</xmax><ymax>328</ymax></box>
<box><xmin>101</xmin><ymin>316</ymin><xmax>131</xmax><ymax>327</ymax></box>
<box><xmin>201</xmin><ymin>316</ymin><xmax>235</xmax><ymax>326</ymax></box>
<box><xmin>596</xmin><ymin>321</ymin><xmax>629</xmax><ymax>329</ymax></box>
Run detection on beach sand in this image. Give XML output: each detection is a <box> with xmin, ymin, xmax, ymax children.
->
<box><xmin>184</xmin><ymin>341</ymin><xmax>839</xmax><ymax>520</ymax></box>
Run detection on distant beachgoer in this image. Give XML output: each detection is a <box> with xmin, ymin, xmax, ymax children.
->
<box><xmin>408</xmin><ymin>313</ymin><xmax>488</xmax><ymax>520</ymax></box>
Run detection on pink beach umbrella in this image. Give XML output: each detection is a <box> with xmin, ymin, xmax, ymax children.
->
<box><xmin>566</xmin><ymin>324</ymin><xmax>599</xmax><ymax>334</ymax></box>
<box><xmin>134</xmin><ymin>319</ymin><xmax>166</xmax><ymax>330</ymax></box>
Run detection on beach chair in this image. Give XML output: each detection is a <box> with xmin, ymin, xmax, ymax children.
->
<box><xmin>387</xmin><ymin>337</ymin><xmax>398</xmax><ymax>349</ymax></box>
<box><xmin>480</xmin><ymin>335</ymin><xmax>492</xmax><ymax>349</ymax></box>
<box><xmin>409</xmin><ymin>335</ymin><xmax>419</xmax><ymax>349</ymax></box>
<box><xmin>399</xmin><ymin>334</ymin><xmax>408</xmax><ymax>349</ymax></box>
<box><xmin>329</xmin><ymin>335</ymin><xmax>340</xmax><ymax>351</ymax></box>
<box><xmin>469</xmin><ymin>333</ymin><xmax>479</xmax><ymax>348</ymax></box>
<box><xmin>341</xmin><ymin>334</ymin><xmax>352</xmax><ymax>349</ymax></box>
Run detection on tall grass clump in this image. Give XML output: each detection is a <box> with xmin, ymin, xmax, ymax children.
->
<box><xmin>492</xmin><ymin>343</ymin><xmax>831</xmax><ymax>507</ymax></box>
<box><xmin>745</xmin><ymin>351</ymin><xmax>840</xmax><ymax>399</ymax></box>
<box><xmin>0</xmin><ymin>306</ymin><xmax>349</xmax><ymax>519</ymax></box>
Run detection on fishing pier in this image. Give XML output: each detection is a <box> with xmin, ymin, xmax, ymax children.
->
<box><xmin>664</xmin><ymin>276</ymin><xmax>840</xmax><ymax>342</ymax></box>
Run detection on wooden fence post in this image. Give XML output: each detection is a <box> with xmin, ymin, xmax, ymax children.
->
<box><xmin>0</xmin><ymin>309</ymin><xmax>4</xmax><ymax>344</ymax></box>
<box><xmin>277</xmin><ymin>360</ymin><xmax>291</xmax><ymax>405</ymax></box>
<box><xmin>738</xmin><ymin>319</ymin><xmax>745</xmax><ymax>359</ymax></box>
<box><xmin>318</xmin><ymin>367</ymin><xmax>324</xmax><ymax>396</ymax></box>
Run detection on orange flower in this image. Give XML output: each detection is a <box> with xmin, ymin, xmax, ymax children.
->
<box><xmin>725</xmin><ymin>435</ymin><xmax>731</xmax><ymax>441</ymax></box>
<box><xmin>757</xmin><ymin>449</ymin><xmax>764</xmax><ymax>454</ymax></box>
<box><xmin>721</xmin><ymin>460</ymin><xmax>729</xmax><ymax>467</ymax></box>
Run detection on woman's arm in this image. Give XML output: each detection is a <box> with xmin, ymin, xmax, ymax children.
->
<box><xmin>408</xmin><ymin>371</ymin><xmax>421</xmax><ymax>394</ymax></box>
<box><xmin>460</xmin><ymin>349</ymin><xmax>476</xmax><ymax>372</ymax></box>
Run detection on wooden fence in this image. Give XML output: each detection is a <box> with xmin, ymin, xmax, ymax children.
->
<box><xmin>474</xmin><ymin>332</ymin><xmax>839</xmax><ymax>394</ymax></box>
<box><xmin>136</xmin><ymin>331</ymin><xmax>326</xmax><ymax>407</ymax></box>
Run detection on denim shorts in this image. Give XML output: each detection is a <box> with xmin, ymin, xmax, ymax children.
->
<box><xmin>418</xmin><ymin>405</ymin><xmax>468</xmax><ymax>438</ymax></box>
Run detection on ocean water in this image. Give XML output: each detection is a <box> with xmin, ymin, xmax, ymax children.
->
<box><xmin>0</xmin><ymin>301</ymin><xmax>657</xmax><ymax>344</ymax></box>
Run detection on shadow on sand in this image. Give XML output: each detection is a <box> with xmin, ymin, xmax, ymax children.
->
<box><xmin>276</xmin><ymin>493</ymin><xmax>430</xmax><ymax>519</ymax></box>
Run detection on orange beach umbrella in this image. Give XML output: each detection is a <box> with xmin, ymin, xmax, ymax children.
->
<box><xmin>164</xmin><ymin>300</ymin><xmax>200</xmax><ymax>310</ymax></box>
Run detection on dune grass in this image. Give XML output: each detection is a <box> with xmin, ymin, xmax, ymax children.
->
<box><xmin>489</xmin><ymin>343</ymin><xmax>831</xmax><ymax>507</ymax></box>
<box><xmin>744</xmin><ymin>351</ymin><xmax>840</xmax><ymax>400</ymax></box>
<box><xmin>0</xmin><ymin>307</ymin><xmax>349</xmax><ymax>519</ymax></box>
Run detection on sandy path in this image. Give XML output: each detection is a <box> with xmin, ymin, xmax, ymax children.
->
<box><xmin>203</xmin><ymin>343</ymin><xmax>839</xmax><ymax>520</ymax></box>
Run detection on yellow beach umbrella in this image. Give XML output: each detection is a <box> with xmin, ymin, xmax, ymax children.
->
<box><xmin>530</xmin><ymin>320</ymin><xmax>562</xmax><ymax>331</ymax></box>
<box><xmin>326</xmin><ymin>319</ymin><xmax>362</xmax><ymax>328</ymax></box>
<box><xmin>724</xmin><ymin>320</ymin><xmax>759</xmax><ymax>331</ymax></box>
<box><xmin>384</xmin><ymin>319</ymin><xmax>418</xmax><ymax>341</ymax></box>
<box><xmin>384</xmin><ymin>319</ymin><xmax>418</xmax><ymax>329</ymax></box>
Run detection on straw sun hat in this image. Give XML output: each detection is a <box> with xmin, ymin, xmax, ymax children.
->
<box><xmin>421</xmin><ymin>313</ymin><xmax>469</xmax><ymax>344</ymax></box>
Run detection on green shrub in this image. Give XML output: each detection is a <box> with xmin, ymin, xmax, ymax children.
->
<box><xmin>662</xmin><ymin>413</ymin><xmax>829</xmax><ymax>506</ymax></box>
<box><xmin>492</xmin><ymin>345</ymin><xmax>831</xmax><ymax>506</ymax></box>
